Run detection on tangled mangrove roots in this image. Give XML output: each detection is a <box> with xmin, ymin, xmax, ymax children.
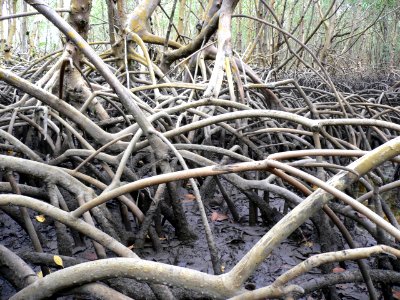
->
<box><xmin>1</xmin><ymin>0</ymin><xmax>400</xmax><ymax>299</ymax></box>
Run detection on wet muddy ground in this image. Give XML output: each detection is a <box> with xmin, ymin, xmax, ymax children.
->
<box><xmin>0</xmin><ymin>182</ymin><xmax>376</xmax><ymax>299</ymax></box>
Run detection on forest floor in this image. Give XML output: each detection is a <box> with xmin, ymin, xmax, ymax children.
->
<box><xmin>0</xmin><ymin>179</ymin><xmax>377</xmax><ymax>299</ymax></box>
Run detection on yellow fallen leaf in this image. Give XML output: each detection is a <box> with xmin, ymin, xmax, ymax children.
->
<box><xmin>37</xmin><ymin>271</ymin><xmax>43</xmax><ymax>278</ymax></box>
<box><xmin>53</xmin><ymin>255</ymin><xmax>64</xmax><ymax>268</ymax></box>
<box><xmin>35</xmin><ymin>215</ymin><xmax>46</xmax><ymax>222</ymax></box>
<box><xmin>303</xmin><ymin>241</ymin><xmax>314</xmax><ymax>247</ymax></box>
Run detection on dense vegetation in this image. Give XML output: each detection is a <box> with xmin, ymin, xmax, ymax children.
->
<box><xmin>0</xmin><ymin>0</ymin><xmax>400</xmax><ymax>299</ymax></box>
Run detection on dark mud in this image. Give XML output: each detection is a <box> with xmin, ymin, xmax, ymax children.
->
<box><xmin>0</xmin><ymin>182</ymin><xmax>375</xmax><ymax>299</ymax></box>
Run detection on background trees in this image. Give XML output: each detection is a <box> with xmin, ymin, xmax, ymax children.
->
<box><xmin>0</xmin><ymin>0</ymin><xmax>400</xmax><ymax>299</ymax></box>
<box><xmin>1</xmin><ymin>0</ymin><xmax>399</xmax><ymax>71</ymax></box>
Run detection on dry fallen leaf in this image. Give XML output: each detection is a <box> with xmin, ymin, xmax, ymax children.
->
<box><xmin>210</xmin><ymin>211</ymin><xmax>229</xmax><ymax>222</ymax></box>
<box><xmin>332</xmin><ymin>267</ymin><xmax>345</xmax><ymax>273</ymax></box>
<box><xmin>82</xmin><ymin>252</ymin><xmax>98</xmax><ymax>260</ymax></box>
<box><xmin>355</xmin><ymin>212</ymin><xmax>367</xmax><ymax>219</ymax></box>
<box><xmin>393</xmin><ymin>289</ymin><xmax>400</xmax><ymax>299</ymax></box>
<box><xmin>182</xmin><ymin>193</ymin><xmax>196</xmax><ymax>202</ymax></box>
